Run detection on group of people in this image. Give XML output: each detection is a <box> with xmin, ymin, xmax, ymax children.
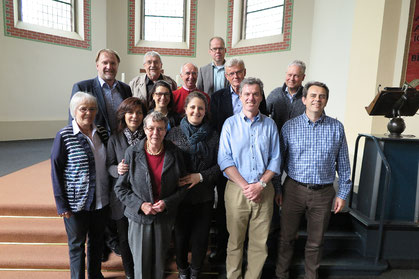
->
<box><xmin>50</xmin><ymin>36</ymin><xmax>352</xmax><ymax>279</ymax></box>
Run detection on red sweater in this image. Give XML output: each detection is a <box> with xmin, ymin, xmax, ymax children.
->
<box><xmin>173</xmin><ymin>86</ymin><xmax>210</xmax><ymax>115</ymax></box>
<box><xmin>145</xmin><ymin>149</ymin><xmax>165</xmax><ymax>202</ymax></box>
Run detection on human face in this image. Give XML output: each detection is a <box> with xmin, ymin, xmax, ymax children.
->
<box><xmin>185</xmin><ymin>97</ymin><xmax>206</xmax><ymax>126</ymax></box>
<box><xmin>125</xmin><ymin>105</ymin><xmax>144</xmax><ymax>132</ymax></box>
<box><xmin>302</xmin><ymin>85</ymin><xmax>328</xmax><ymax>117</ymax></box>
<box><xmin>74</xmin><ymin>101</ymin><xmax>97</xmax><ymax>130</ymax></box>
<box><xmin>143</xmin><ymin>55</ymin><xmax>162</xmax><ymax>81</ymax></box>
<box><xmin>240</xmin><ymin>84</ymin><xmax>262</xmax><ymax>116</ymax></box>
<box><xmin>209</xmin><ymin>38</ymin><xmax>226</xmax><ymax>66</ymax></box>
<box><xmin>144</xmin><ymin>120</ymin><xmax>167</xmax><ymax>146</ymax></box>
<box><xmin>152</xmin><ymin>86</ymin><xmax>171</xmax><ymax>109</ymax></box>
<box><xmin>225</xmin><ymin>65</ymin><xmax>246</xmax><ymax>92</ymax></box>
<box><xmin>285</xmin><ymin>65</ymin><xmax>305</xmax><ymax>94</ymax></box>
<box><xmin>181</xmin><ymin>63</ymin><xmax>198</xmax><ymax>90</ymax></box>
<box><xmin>96</xmin><ymin>52</ymin><xmax>119</xmax><ymax>85</ymax></box>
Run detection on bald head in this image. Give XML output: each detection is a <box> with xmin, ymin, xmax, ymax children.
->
<box><xmin>180</xmin><ymin>62</ymin><xmax>198</xmax><ymax>90</ymax></box>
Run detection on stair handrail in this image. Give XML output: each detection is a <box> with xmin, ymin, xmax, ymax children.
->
<box><xmin>349</xmin><ymin>134</ymin><xmax>392</xmax><ymax>265</ymax></box>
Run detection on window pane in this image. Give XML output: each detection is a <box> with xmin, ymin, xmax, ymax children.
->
<box><xmin>20</xmin><ymin>0</ymin><xmax>73</xmax><ymax>32</ymax></box>
<box><xmin>143</xmin><ymin>0</ymin><xmax>184</xmax><ymax>42</ymax></box>
<box><xmin>245</xmin><ymin>0</ymin><xmax>284</xmax><ymax>39</ymax></box>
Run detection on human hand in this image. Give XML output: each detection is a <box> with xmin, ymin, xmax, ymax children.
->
<box><xmin>117</xmin><ymin>159</ymin><xmax>129</xmax><ymax>175</ymax></box>
<box><xmin>274</xmin><ymin>193</ymin><xmax>282</xmax><ymax>206</ymax></box>
<box><xmin>334</xmin><ymin>197</ymin><xmax>345</xmax><ymax>213</ymax></box>
<box><xmin>242</xmin><ymin>183</ymin><xmax>263</xmax><ymax>202</ymax></box>
<box><xmin>141</xmin><ymin>202</ymin><xmax>157</xmax><ymax>215</ymax></box>
<box><xmin>59</xmin><ymin>211</ymin><xmax>72</xmax><ymax>219</ymax></box>
<box><xmin>179</xmin><ymin>173</ymin><xmax>201</xmax><ymax>189</ymax></box>
<box><xmin>152</xmin><ymin>200</ymin><xmax>166</xmax><ymax>213</ymax></box>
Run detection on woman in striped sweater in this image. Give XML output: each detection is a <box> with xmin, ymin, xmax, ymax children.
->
<box><xmin>51</xmin><ymin>92</ymin><xmax>109</xmax><ymax>279</ymax></box>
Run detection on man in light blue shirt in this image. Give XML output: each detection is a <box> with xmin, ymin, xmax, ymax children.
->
<box><xmin>275</xmin><ymin>81</ymin><xmax>352</xmax><ymax>279</ymax></box>
<box><xmin>218</xmin><ymin>77</ymin><xmax>281</xmax><ymax>279</ymax></box>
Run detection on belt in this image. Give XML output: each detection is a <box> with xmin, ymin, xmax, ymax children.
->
<box><xmin>289</xmin><ymin>177</ymin><xmax>333</xmax><ymax>191</ymax></box>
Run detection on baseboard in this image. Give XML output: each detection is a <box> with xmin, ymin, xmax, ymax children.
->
<box><xmin>0</xmin><ymin>120</ymin><xmax>67</xmax><ymax>141</ymax></box>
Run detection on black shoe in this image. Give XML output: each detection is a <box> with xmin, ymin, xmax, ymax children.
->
<box><xmin>101</xmin><ymin>247</ymin><xmax>111</xmax><ymax>262</ymax></box>
<box><xmin>178</xmin><ymin>266</ymin><xmax>190</xmax><ymax>279</ymax></box>
<box><xmin>190</xmin><ymin>267</ymin><xmax>200</xmax><ymax>279</ymax></box>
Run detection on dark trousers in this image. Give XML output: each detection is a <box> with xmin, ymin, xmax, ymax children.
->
<box><xmin>214</xmin><ymin>176</ymin><xmax>229</xmax><ymax>255</ymax></box>
<box><xmin>275</xmin><ymin>177</ymin><xmax>335</xmax><ymax>279</ymax></box>
<box><xmin>175</xmin><ymin>201</ymin><xmax>213</xmax><ymax>270</ymax></box>
<box><xmin>63</xmin><ymin>206</ymin><xmax>108</xmax><ymax>279</ymax></box>
<box><xmin>116</xmin><ymin>216</ymin><xmax>134</xmax><ymax>278</ymax></box>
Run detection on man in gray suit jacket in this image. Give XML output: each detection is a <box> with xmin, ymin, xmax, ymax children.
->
<box><xmin>197</xmin><ymin>37</ymin><xmax>229</xmax><ymax>96</ymax></box>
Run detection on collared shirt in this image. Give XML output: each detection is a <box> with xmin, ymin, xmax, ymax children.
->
<box><xmin>72</xmin><ymin>120</ymin><xmax>109</xmax><ymax>209</ymax></box>
<box><xmin>285</xmin><ymin>87</ymin><xmax>297</xmax><ymax>103</ymax></box>
<box><xmin>213</xmin><ymin>62</ymin><xmax>226</xmax><ymax>92</ymax></box>
<box><xmin>98</xmin><ymin>76</ymin><xmax>123</xmax><ymax>133</ymax></box>
<box><xmin>230</xmin><ymin>86</ymin><xmax>242</xmax><ymax>115</ymax></box>
<box><xmin>145</xmin><ymin>74</ymin><xmax>164</xmax><ymax>94</ymax></box>
<box><xmin>281</xmin><ymin>113</ymin><xmax>352</xmax><ymax>200</ymax></box>
<box><xmin>218</xmin><ymin>111</ymin><xmax>281</xmax><ymax>184</ymax></box>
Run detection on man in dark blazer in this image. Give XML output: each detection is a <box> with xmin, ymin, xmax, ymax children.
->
<box><xmin>209</xmin><ymin>58</ymin><xmax>267</xmax><ymax>265</ymax></box>
<box><xmin>69</xmin><ymin>49</ymin><xmax>132</xmax><ymax>135</ymax></box>
<box><xmin>197</xmin><ymin>37</ymin><xmax>229</xmax><ymax>96</ymax></box>
<box><xmin>69</xmin><ymin>48</ymin><xmax>132</xmax><ymax>261</ymax></box>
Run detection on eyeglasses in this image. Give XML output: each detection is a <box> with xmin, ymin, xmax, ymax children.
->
<box><xmin>145</xmin><ymin>126</ymin><xmax>166</xmax><ymax>133</ymax></box>
<box><xmin>154</xmin><ymin>92</ymin><xmax>170</xmax><ymax>97</ymax></box>
<box><xmin>226</xmin><ymin>69</ymin><xmax>244</xmax><ymax>77</ymax></box>
<box><xmin>78</xmin><ymin>107</ymin><xmax>97</xmax><ymax>113</ymax></box>
<box><xmin>210</xmin><ymin>47</ymin><xmax>225</xmax><ymax>52</ymax></box>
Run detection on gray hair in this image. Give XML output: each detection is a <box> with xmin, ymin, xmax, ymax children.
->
<box><xmin>225</xmin><ymin>58</ymin><xmax>245</xmax><ymax>69</ymax></box>
<box><xmin>288</xmin><ymin>60</ymin><xmax>306</xmax><ymax>74</ymax></box>
<box><xmin>143</xmin><ymin>111</ymin><xmax>169</xmax><ymax>129</ymax></box>
<box><xmin>209</xmin><ymin>37</ymin><xmax>225</xmax><ymax>48</ymax></box>
<box><xmin>302</xmin><ymin>81</ymin><xmax>329</xmax><ymax>100</ymax></box>
<box><xmin>180</xmin><ymin>62</ymin><xmax>198</xmax><ymax>74</ymax></box>
<box><xmin>239</xmin><ymin>77</ymin><xmax>264</xmax><ymax>95</ymax></box>
<box><xmin>143</xmin><ymin>51</ymin><xmax>162</xmax><ymax>64</ymax></box>
<box><xmin>69</xmin><ymin>92</ymin><xmax>97</xmax><ymax>118</ymax></box>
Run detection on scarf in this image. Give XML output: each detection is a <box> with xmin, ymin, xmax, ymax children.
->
<box><xmin>123</xmin><ymin>127</ymin><xmax>144</xmax><ymax>146</ymax></box>
<box><xmin>180</xmin><ymin>117</ymin><xmax>212</xmax><ymax>162</ymax></box>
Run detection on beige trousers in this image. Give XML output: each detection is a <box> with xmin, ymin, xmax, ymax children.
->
<box><xmin>225</xmin><ymin>180</ymin><xmax>274</xmax><ymax>279</ymax></box>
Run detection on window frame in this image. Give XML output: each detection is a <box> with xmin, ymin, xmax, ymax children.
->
<box><xmin>128</xmin><ymin>0</ymin><xmax>197</xmax><ymax>56</ymax></box>
<box><xmin>4</xmin><ymin>0</ymin><xmax>90</xmax><ymax>49</ymax></box>
<box><xmin>226</xmin><ymin>0</ymin><xmax>293</xmax><ymax>56</ymax></box>
<box><xmin>140</xmin><ymin>0</ymin><xmax>186</xmax><ymax>42</ymax></box>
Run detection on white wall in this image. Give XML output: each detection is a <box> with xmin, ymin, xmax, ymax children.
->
<box><xmin>0</xmin><ymin>0</ymin><xmax>108</xmax><ymax>140</ymax></box>
<box><xmin>309</xmin><ymin>0</ymin><xmax>355</xmax><ymax>122</ymax></box>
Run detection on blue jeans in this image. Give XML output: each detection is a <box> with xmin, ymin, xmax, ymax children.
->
<box><xmin>64</xmin><ymin>206</ymin><xmax>108</xmax><ymax>279</ymax></box>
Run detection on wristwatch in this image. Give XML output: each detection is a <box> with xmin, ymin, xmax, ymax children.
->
<box><xmin>259</xmin><ymin>180</ymin><xmax>267</xmax><ymax>188</ymax></box>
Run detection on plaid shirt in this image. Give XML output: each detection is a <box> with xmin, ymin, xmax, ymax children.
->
<box><xmin>280</xmin><ymin>113</ymin><xmax>352</xmax><ymax>200</ymax></box>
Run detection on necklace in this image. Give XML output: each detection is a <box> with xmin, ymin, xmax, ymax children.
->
<box><xmin>146</xmin><ymin>140</ymin><xmax>163</xmax><ymax>155</ymax></box>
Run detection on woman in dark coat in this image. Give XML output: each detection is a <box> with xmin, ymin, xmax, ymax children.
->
<box><xmin>166</xmin><ymin>91</ymin><xmax>220</xmax><ymax>279</ymax></box>
<box><xmin>107</xmin><ymin>97</ymin><xmax>147</xmax><ymax>279</ymax></box>
<box><xmin>114</xmin><ymin>111</ymin><xmax>187</xmax><ymax>279</ymax></box>
<box><xmin>148</xmin><ymin>80</ymin><xmax>181</xmax><ymax>131</ymax></box>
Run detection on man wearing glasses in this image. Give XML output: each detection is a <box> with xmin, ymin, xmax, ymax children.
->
<box><xmin>197</xmin><ymin>37</ymin><xmax>229</xmax><ymax>96</ymax></box>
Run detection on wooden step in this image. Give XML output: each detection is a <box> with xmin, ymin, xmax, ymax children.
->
<box><xmin>0</xmin><ymin>270</ymin><xmax>126</xmax><ymax>279</ymax></box>
<box><xmin>0</xmin><ymin>244</ymin><xmax>123</xmax><ymax>270</ymax></box>
<box><xmin>0</xmin><ymin>216</ymin><xmax>67</xmax><ymax>243</ymax></box>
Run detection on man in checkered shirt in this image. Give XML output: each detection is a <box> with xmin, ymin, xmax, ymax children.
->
<box><xmin>274</xmin><ymin>81</ymin><xmax>352</xmax><ymax>279</ymax></box>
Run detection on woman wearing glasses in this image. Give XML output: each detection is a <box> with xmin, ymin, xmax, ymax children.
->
<box><xmin>114</xmin><ymin>111</ymin><xmax>187</xmax><ymax>279</ymax></box>
<box><xmin>148</xmin><ymin>80</ymin><xmax>181</xmax><ymax>132</ymax></box>
<box><xmin>51</xmin><ymin>92</ymin><xmax>109</xmax><ymax>279</ymax></box>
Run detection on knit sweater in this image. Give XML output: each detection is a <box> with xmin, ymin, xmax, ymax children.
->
<box><xmin>51</xmin><ymin>124</ymin><xmax>108</xmax><ymax>214</ymax></box>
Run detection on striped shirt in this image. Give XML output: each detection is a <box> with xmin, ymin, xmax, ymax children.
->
<box><xmin>281</xmin><ymin>113</ymin><xmax>352</xmax><ymax>200</ymax></box>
